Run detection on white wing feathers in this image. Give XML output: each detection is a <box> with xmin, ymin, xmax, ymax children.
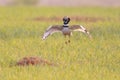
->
<box><xmin>70</xmin><ymin>25</ymin><xmax>92</xmax><ymax>39</ymax></box>
<box><xmin>42</xmin><ymin>25</ymin><xmax>62</xmax><ymax>40</ymax></box>
<box><xmin>42</xmin><ymin>25</ymin><xmax>92</xmax><ymax>40</ymax></box>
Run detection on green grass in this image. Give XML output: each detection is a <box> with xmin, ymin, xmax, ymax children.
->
<box><xmin>0</xmin><ymin>7</ymin><xmax>120</xmax><ymax>80</ymax></box>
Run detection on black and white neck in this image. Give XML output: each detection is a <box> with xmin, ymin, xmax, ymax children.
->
<box><xmin>63</xmin><ymin>24</ymin><xmax>69</xmax><ymax>27</ymax></box>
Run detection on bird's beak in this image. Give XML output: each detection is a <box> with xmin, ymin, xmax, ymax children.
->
<box><xmin>64</xmin><ymin>21</ymin><xmax>68</xmax><ymax>24</ymax></box>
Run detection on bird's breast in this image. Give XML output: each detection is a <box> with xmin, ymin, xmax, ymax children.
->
<box><xmin>62</xmin><ymin>28</ymin><xmax>71</xmax><ymax>35</ymax></box>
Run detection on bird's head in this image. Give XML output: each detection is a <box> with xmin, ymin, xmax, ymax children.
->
<box><xmin>63</xmin><ymin>16</ymin><xmax>70</xmax><ymax>25</ymax></box>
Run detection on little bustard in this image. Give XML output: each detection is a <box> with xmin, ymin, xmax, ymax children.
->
<box><xmin>42</xmin><ymin>16</ymin><xmax>92</xmax><ymax>43</ymax></box>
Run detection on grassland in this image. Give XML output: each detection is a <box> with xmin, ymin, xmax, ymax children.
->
<box><xmin>0</xmin><ymin>7</ymin><xmax>120</xmax><ymax>80</ymax></box>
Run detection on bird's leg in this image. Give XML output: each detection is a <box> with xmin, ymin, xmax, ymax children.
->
<box><xmin>68</xmin><ymin>40</ymin><xmax>70</xmax><ymax>43</ymax></box>
<box><xmin>64</xmin><ymin>35</ymin><xmax>68</xmax><ymax>44</ymax></box>
<box><xmin>64</xmin><ymin>35</ymin><xmax>71</xmax><ymax>44</ymax></box>
<box><xmin>68</xmin><ymin>35</ymin><xmax>71</xmax><ymax>43</ymax></box>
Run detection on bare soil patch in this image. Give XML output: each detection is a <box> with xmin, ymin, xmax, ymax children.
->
<box><xmin>16</xmin><ymin>56</ymin><xmax>56</xmax><ymax>66</ymax></box>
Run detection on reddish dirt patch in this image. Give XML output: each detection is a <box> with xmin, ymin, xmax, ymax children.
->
<box><xmin>16</xmin><ymin>56</ymin><xmax>56</xmax><ymax>66</ymax></box>
<box><xmin>32</xmin><ymin>16</ymin><xmax>105</xmax><ymax>22</ymax></box>
<box><xmin>71</xmin><ymin>16</ymin><xmax>105</xmax><ymax>22</ymax></box>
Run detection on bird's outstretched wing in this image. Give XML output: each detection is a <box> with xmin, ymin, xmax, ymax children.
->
<box><xmin>42</xmin><ymin>25</ymin><xmax>63</xmax><ymax>40</ymax></box>
<box><xmin>69</xmin><ymin>25</ymin><xmax>92</xmax><ymax>39</ymax></box>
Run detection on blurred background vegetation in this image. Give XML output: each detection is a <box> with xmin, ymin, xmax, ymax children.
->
<box><xmin>13</xmin><ymin>0</ymin><xmax>39</xmax><ymax>5</ymax></box>
<box><xmin>0</xmin><ymin>0</ymin><xmax>120</xmax><ymax>7</ymax></box>
<box><xmin>0</xmin><ymin>0</ymin><xmax>39</xmax><ymax>6</ymax></box>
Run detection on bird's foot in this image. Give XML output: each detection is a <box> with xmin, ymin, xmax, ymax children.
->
<box><xmin>65</xmin><ymin>41</ymin><xmax>68</xmax><ymax>44</ymax></box>
<box><xmin>68</xmin><ymin>40</ymin><xmax>70</xmax><ymax>43</ymax></box>
<box><xmin>65</xmin><ymin>40</ymin><xmax>70</xmax><ymax>44</ymax></box>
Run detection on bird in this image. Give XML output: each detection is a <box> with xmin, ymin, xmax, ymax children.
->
<box><xmin>42</xmin><ymin>16</ymin><xmax>92</xmax><ymax>44</ymax></box>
